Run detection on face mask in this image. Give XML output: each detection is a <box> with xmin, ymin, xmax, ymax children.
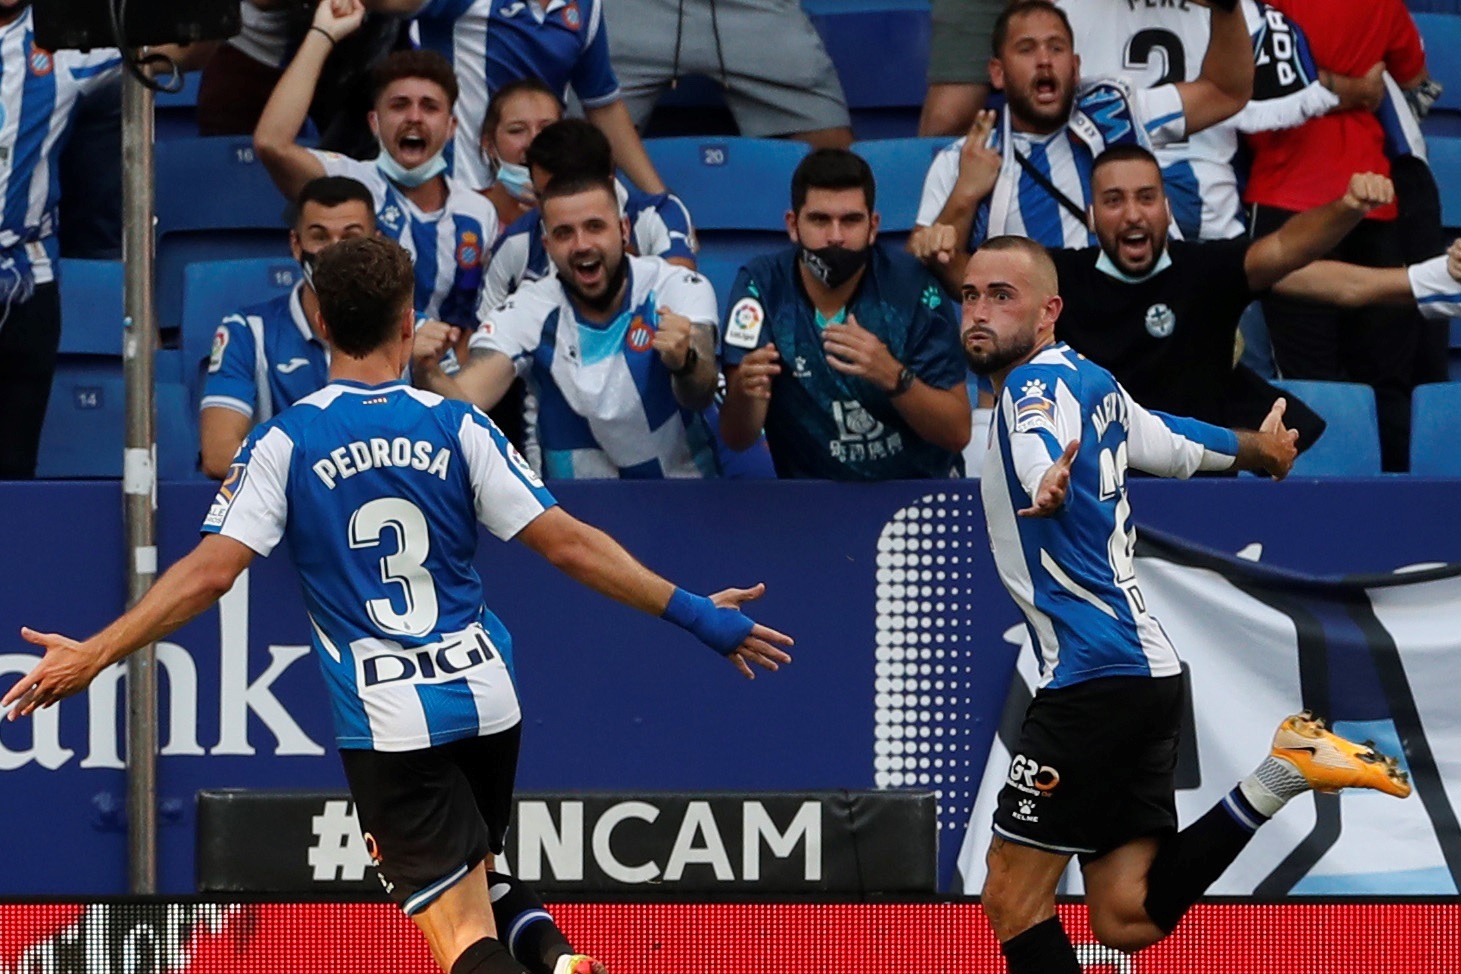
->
<box><xmin>494</xmin><ymin>158</ymin><xmax>536</xmax><ymax>203</ymax></box>
<box><xmin>800</xmin><ymin>243</ymin><xmax>871</xmax><ymax>290</ymax></box>
<box><xmin>299</xmin><ymin>249</ymin><xmax>320</xmax><ymax>290</ymax></box>
<box><xmin>376</xmin><ymin>139</ymin><xmax>447</xmax><ymax>188</ymax></box>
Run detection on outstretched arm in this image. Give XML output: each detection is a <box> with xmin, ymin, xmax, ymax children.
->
<box><xmin>1244</xmin><ymin>173</ymin><xmax>1394</xmax><ymax>292</ymax></box>
<box><xmin>1270</xmin><ymin>260</ymin><xmax>1415</xmax><ymax>307</ymax></box>
<box><xmin>2</xmin><ymin>535</ymin><xmax>256</xmax><ymax>719</ymax></box>
<box><xmin>1128</xmin><ymin>395</ymin><xmax>1295</xmax><ymax>480</ymax></box>
<box><xmin>515</xmin><ymin>507</ymin><xmax>793</xmax><ymax>679</ymax></box>
<box><xmin>253</xmin><ymin>0</ymin><xmax>366</xmax><ymax>201</ymax></box>
<box><xmin>910</xmin><ymin>111</ymin><xmax>1000</xmax><ymax>294</ymax></box>
<box><xmin>1175</xmin><ymin>0</ymin><xmax>1254</xmax><ymax>135</ymax></box>
<box><xmin>585</xmin><ymin>101</ymin><xmax>666</xmax><ymax>195</ymax></box>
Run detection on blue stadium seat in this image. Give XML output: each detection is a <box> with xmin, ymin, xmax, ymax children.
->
<box><xmin>1409</xmin><ymin>381</ymin><xmax>1461</xmax><ymax>474</ymax></box>
<box><xmin>155</xmin><ymin>72</ymin><xmax>200</xmax><ymax>141</ymax></box>
<box><xmin>57</xmin><ymin>258</ymin><xmax>124</xmax><ymax>356</ymax></box>
<box><xmin>36</xmin><ymin>363</ymin><xmax>197</xmax><ymax>480</ymax></box>
<box><xmin>1413</xmin><ymin>15</ymin><xmax>1461</xmax><ymax>111</ymax></box>
<box><xmin>154</xmin><ymin>137</ymin><xmax>293</xmax><ymax>333</ymax></box>
<box><xmin>180</xmin><ymin>258</ymin><xmax>302</xmax><ymax>403</ymax></box>
<box><xmin>851</xmin><ymin>137</ymin><xmax>953</xmax><ymax>232</ymax></box>
<box><xmin>644</xmin><ymin>137</ymin><xmax>809</xmax><ymax>231</ymax></box>
<box><xmin>645</xmin><ymin>138</ymin><xmax>808</xmax><ymax>301</ymax></box>
<box><xmin>1426</xmin><ymin>136</ymin><xmax>1461</xmax><ymax>229</ymax></box>
<box><xmin>1272</xmin><ymin>379</ymin><xmax>1383</xmax><ymax>476</ymax></box>
<box><xmin>805</xmin><ymin>1</ymin><xmax>930</xmax><ymax>139</ymax></box>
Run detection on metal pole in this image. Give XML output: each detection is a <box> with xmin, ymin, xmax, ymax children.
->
<box><xmin>121</xmin><ymin>67</ymin><xmax>158</xmax><ymax>896</ymax></box>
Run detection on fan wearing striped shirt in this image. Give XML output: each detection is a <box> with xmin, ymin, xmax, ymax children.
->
<box><xmin>908</xmin><ymin>0</ymin><xmax>1253</xmax><ymax>297</ymax></box>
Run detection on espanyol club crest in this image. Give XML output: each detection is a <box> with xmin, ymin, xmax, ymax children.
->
<box><xmin>561</xmin><ymin>2</ymin><xmax>581</xmax><ymax>29</ymax></box>
<box><xmin>626</xmin><ymin>316</ymin><xmax>655</xmax><ymax>353</ymax></box>
<box><xmin>29</xmin><ymin>48</ymin><xmax>53</xmax><ymax>77</ymax></box>
<box><xmin>457</xmin><ymin>231</ymin><xmax>481</xmax><ymax>268</ymax></box>
<box><xmin>1144</xmin><ymin>303</ymin><xmax>1176</xmax><ymax>338</ymax></box>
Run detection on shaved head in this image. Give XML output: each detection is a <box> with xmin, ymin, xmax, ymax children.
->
<box><xmin>977</xmin><ymin>235</ymin><xmax>1060</xmax><ymax>297</ymax></box>
<box><xmin>960</xmin><ymin>235</ymin><xmax>1063</xmax><ymax>380</ymax></box>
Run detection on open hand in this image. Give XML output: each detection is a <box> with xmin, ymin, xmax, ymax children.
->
<box><xmin>2</xmin><ymin>628</ymin><xmax>101</xmax><ymax>721</ymax></box>
<box><xmin>709</xmin><ymin>583</ymin><xmax>794</xmax><ymax>680</ymax></box>
<box><xmin>1018</xmin><ymin>439</ymin><xmax>1079</xmax><ymax>517</ymax></box>
<box><xmin>822</xmin><ymin>314</ymin><xmax>900</xmax><ymax>390</ymax></box>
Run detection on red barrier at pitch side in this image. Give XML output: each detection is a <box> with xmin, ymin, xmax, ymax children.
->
<box><xmin>2</xmin><ymin>900</ymin><xmax>1457</xmax><ymax>972</ymax></box>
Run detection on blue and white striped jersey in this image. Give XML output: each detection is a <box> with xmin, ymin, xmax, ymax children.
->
<box><xmin>0</xmin><ymin>11</ymin><xmax>121</xmax><ymax>286</ymax></box>
<box><xmin>916</xmin><ymin>79</ymin><xmax>1186</xmax><ymax>249</ymax></box>
<box><xmin>480</xmin><ymin>179</ymin><xmax>697</xmax><ymax>312</ymax></box>
<box><xmin>470</xmin><ymin>254</ymin><xmax>719</xmax><ymax>479</ymax></box>
<box><xmin>415</xmin><ymin>0</ymin><xmax>620</xmax><ymax>189</ymax></box>
<box><xmin>202</xmin><ymin>380</ymin><xmax>556</xmax><ymax>751</ymax></box>
<box><xmin>982</xmin><ymin>344</ymin><xmax>1238</xmax><ymax>690</ymax></box>
<box><xmin>200</xmin><ymin>283</ymin><xmax>329</xmax><ymax>423</ymax></box>
<box><xmin>1060</xmin><ymin>0</ymin><xmax>1337</xmax><ymax>240</ymax></box>
<box><xmin>312</xmin><ymin>151</ymin><xmax>499</xmax><ymax>329</ymax></box>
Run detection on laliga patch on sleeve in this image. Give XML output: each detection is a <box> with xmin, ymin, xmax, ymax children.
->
<box><xmin>506</xmin><ymin>441</ymin><xmax>544</xmax><ymax>489</ymax></box>
<box><xmin>1012</xmin><ymin>378</ymin><xmax>1057</xmax><ymax>435</ymax></box>
<box><xmin>207</xmin><ymin>326</ymin><xmax>229</xmax><ymax>373</ymax></box>
<box><xmin>725</xmin><ymin>296</ymin><xmax>765</xmax><ymax>349</ymax></box>
<box><xmin>203</xmin><ymin>461</ymin><xmax>247</xmax><ymax>528</ymax></box>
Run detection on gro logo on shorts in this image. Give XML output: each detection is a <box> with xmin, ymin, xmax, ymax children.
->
<box><xmin>1008</xmin><ymin>753</ymin><xmax>1061</xmax><ymax>794</ymax></box>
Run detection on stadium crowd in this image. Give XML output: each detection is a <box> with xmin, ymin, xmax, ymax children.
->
<box><xmin>4</xmin><ymin>0</ymin><xmax>1461</xmax><ymax>483</ymax></box>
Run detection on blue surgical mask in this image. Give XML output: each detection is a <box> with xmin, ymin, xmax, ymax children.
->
<box><xmin>375</xmin><ymin>139</ymin><xmax>447</xmax><ymax>188</ymax></box>
<box><xmin>494</xmin><ymin>158</ymin><xmax>536</xmax><ymax>203</ymax></box>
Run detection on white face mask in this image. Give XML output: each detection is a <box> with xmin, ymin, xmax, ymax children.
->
<box><xmin>375</xmin><ymin>139</ymin><xmax>447</xmax><ymax>188</ymax></box>
<box><xmin>493</xmin><ymin>157</ymin><xmax>536</xmax><ymax>203</ymax></box>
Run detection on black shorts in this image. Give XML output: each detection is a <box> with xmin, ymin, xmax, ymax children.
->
<box><xmin>993</xmin><ymin>674</ymin><xmax>1184</xmax><ymax>861</ymax></box>
<box><xmin>340</xmin><ymin>723</ymin><xmax>521</xmax><ymax>915</ymax></box>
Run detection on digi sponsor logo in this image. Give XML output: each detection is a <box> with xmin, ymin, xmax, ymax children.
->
<box><xmin>1007</xmin><ymin>753</ymin><xmax>1060</xmax><ymax>796</ymax></box>
<box><xmin>357</xmin><ymin>632</ymin><xmax>497</xmax><ymax>691</ymax></box>
<box><xmin>626</xmin><ymin>317</ymin><xmax>655</xmax><ymax>353</ymax></box>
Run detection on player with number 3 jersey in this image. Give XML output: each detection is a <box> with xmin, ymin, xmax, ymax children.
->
<box><xmin>2</xmin><ymin>237</ymin><xmax>792</xmax><ymax>974</ymax></box>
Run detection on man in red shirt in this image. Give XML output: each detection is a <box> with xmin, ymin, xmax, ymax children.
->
<box><xmin>1244</xmin><ymin>0</ymin><xmax>1435</xmax><ymax>471</ymax></box>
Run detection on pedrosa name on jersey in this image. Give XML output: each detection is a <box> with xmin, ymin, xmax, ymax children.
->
<box><xmin>313</xmin><ymin>437</ymin><xmax>451</xmax><ymax>488</ymax></box>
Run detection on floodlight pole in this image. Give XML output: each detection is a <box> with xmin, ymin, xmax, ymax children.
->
<box><xmin>121</xmin><ymin>67</ymin><xmax>159</xmax><ymax>896</ymax></box>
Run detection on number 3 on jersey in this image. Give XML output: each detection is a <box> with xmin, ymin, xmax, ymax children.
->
<box><xmin>349</xmin><ymin>497</ymin><xmax>440</xmax><ymax>637</ymax></box>
<box><xmin>1097</xmin><ymin>443</ymin><xmax>1148</xmax><ymax>617</ymax></box>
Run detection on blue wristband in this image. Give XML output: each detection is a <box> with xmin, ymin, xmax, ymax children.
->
<box><xmin>661</xmin><ymin>587</ymin><xmax>755</xmax><ymax>657</ymax></box>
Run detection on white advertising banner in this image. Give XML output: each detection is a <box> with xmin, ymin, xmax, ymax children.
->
<box><xmin>958</xmin><ymin>532</ymin><xmax>1461</xmax><ymax>896</ymax></box>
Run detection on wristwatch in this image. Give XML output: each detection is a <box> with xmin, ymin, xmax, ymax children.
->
<box><xmin>891</xmin><ymin>365</ymin><xmax>915</xmax><ymax>397</ymax></box>
<box><xmin>671</xmin><ymin>346</ymin><xmax>700</xmax><ymax>377</ymax></box>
